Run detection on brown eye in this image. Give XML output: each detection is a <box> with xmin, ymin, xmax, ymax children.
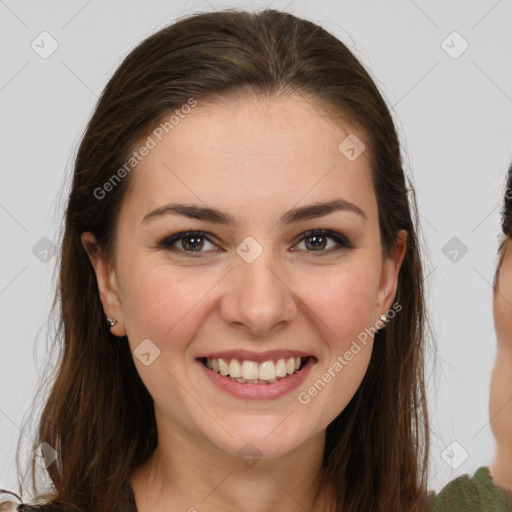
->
<box><xmin>158</xmin><ymin>231</ymin><xmax>219</xmax><ymax>254</ymax></box>
<box><xmin>293</xmin><ymin>230</ymin><xmax>353</xmax><ymax>254</ymax></box>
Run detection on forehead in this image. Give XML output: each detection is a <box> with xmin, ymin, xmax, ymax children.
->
<box><xmin>120</xmin><ymin>94</ymin><xmax>376</xmax><ymax>224</ymax></box>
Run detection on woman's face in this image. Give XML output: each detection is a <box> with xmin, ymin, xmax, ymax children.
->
<box><xmin>83</xmin><ymin>94</ymin><xmax>405</xmax><ymax>460</ymax></box>
<box><xmin>490</xmin><ymin>237</ymin><xmax>512</xmax><ymax>456</ymax></box>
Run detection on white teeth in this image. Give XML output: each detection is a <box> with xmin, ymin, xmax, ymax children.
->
<box><xmin>204</xmin><ymin>356</ymin><xmax>308</xmax><ymax>383</ymax></box>
<box><xmin>258</xmin><ymin>360</ymin><xmax>276</xmax><ymax>381</ymax></box>
<box><xmin>218</xmin><ymin>358</ymin><xmax>229</xmax><ymax>376</ymax></box>
<box><xmin>241</xmin><ymin>360</ymin><xmax>259</xmax><ymax>380</ymax></box>
<box><xmin>228</xmin><ymin>359</ymin><xmax>242</xmax><ymax>378</ymax></box>
<box><xmin>275</xmin><ymin>358</ymin><xmax>287</xmax><ymax>377</ymax></box>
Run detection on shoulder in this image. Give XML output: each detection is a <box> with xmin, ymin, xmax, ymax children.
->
<box><xmin>429</xmin><ymin>466</ymin><xmax>512</xmax><ymax>511</ymax></box>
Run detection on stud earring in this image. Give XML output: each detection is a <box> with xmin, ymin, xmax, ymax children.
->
<box><xmin>106</xmin><ymin>317</ymin><xmax>117</xmax><ymax>328</ymax></box>
<box><xmin>377</xmin><ymin>313</ymin><xmax>389</xmax><ymax>331</ymax></box>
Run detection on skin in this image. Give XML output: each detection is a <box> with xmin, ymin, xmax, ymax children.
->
<box><xmin>82</xmin><ymin>94</ymin><xmax>406</xmax><ymax>512</ymax></box>
<box><xmin>490</xmin><ymin>238</ymin><xmax>512</xmax><ymax>491</ymax></box>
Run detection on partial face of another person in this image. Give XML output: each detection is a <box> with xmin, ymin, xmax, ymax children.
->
<box><xmin>494</xmin><ymin>239</ymin><xmax>512</xmax><ymax>348</ymax></box>
<box><xmin>490</xmin><ymin>237</ymin><xmax>512</xmax><ymax>470</ymax></box>
<box><xmin>83</xmin><ymin>94</ymin><xmax>405</xmax><ymax>460</ymax></box>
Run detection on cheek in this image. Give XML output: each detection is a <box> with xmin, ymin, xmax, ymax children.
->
<box><xmin>489</xmin><ymin>349</ymin><xmax>512</xmax><ymax>444</ymax></box>
<box><xmin>304</xmin><ymin>259</ymin><xmax>381</xmax><ymax>340</ymax></box>
<box><xmin>297</xmin><ymin>292</ymin><xmax>375</xmax><ymax>431</ymax></box>
<box><xmin>119</xmin><ymin>259</ymin><xmax>212</xmax><ymax>348</ymax></box>
<box><xmin>494</xmin><ymin>294</ymin><xmax>512</xmax><ymax>341</ymax></box>
<box><xmin>494</xmin><ymin>264</ymin><xmax>512</xmax><ymax>339</ymax></box>
<box><xmin>294</xmin><ymin>260</ymin><xmax>379</xmax><ymax>416</ymax></box>
<box><xmin>308</xmin><ymin>260</ymin><xmax>380</xmax><ymax>396</ymax></box>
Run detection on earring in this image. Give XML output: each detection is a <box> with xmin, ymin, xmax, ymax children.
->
<box><xmin>106</xmin><ymin>317</ymin><xmax>117</xmax><ymax>328</ymax></box>
<box><xmin>377</xmin><ymin>313</ymin><xmax>388</xmax><ymax>330</ymax></box>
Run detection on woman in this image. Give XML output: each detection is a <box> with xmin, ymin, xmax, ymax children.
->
<box><xmin>0</xmin><ymin>8</ymin><xmax>510</xmax><ymax>512</ymax></box>
<box><xmin>429</xmin><ymin>167</ymin><xmax>512</xmax><ymax>511</ymax></box>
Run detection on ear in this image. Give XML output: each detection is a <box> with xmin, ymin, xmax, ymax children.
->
<box><xmin>376</xmin><ymin>229</ymin><xmax>407</xmax><ymax>316</ymax></box>
<box><xmin>81</xmin><ymin>232</ymin><xmax>126</xmax><ymax>337</ymax></box>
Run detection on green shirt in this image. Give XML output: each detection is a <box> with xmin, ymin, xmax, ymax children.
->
<box><xmin>428</xmin><ymin>466</ymin><xmax>512</xmax><ymax>511</ymax></box>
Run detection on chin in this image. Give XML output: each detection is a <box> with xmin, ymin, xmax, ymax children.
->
<box><xmin>207</xmin><ymin>422</ymin><xmax>309</xmax><ymax>462</ymax></box>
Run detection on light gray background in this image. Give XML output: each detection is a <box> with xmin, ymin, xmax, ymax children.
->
<box><xmin>1</xmin><ymin>0</ymin><xmax>512</xmax><ymax>498</ymax></box>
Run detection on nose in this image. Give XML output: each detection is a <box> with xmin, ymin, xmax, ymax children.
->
<box><xmin>220</xmin><ymin>250</ymin><xmax>298</xmax><ymax>336</ymax></box>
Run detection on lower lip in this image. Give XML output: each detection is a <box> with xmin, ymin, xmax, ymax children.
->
<box><xmin>197</xmin><ymin>357</ymin><xmax>316</xmax><ymax>400</ymax></box>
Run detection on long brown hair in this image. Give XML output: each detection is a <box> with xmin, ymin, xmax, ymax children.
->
<box><xmin>13</xmin><ymin>9</ymin><xmax>429</xmax><ymax>511</ymax></box>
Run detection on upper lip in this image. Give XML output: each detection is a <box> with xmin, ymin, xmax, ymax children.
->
<box><xmin>196</xmin><ymin>350</ymin><xmax>315</xmax><ymax>363</ymax></box>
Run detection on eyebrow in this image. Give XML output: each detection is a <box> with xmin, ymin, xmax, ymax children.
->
<box><xmin>141</xmin><ymin>198</ymin><xmax>367</xmax><ymax>226</ymax></box>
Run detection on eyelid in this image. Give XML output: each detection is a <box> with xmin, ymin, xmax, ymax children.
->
<box><xmin>291</xmin><ymin>229</ymin><xmax>354</xmax><ymax>251</ymax></box>
<box><xmin>156</xmin><ymin>230</ymin><xmax>220</xmax><ymax>253</ymax></box>
<box><xmin>156</xmin><ymin>229</ymin><xmax>354</xmax><ymax>254</ymax></box>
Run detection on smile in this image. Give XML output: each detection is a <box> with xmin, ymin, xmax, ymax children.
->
<box><xmin>201</xmin><ymin>356</ymin><xmax>309</xmax><ymax>384</ymax></box>
<box><xmin>196</xmin><ymin>355</ymin><xmax>316</xmax><ymax>400</ymax></box>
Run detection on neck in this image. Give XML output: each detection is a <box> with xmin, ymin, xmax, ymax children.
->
<box><xmin>130</xmin><ymin>414</ymin><xmax>335</xmax><ymax>512</ymax></box>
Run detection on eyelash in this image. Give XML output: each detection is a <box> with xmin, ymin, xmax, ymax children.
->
<box><xmin>156</xmin><ymin>229</ymin><xmax>354</xmax><ymax>256</ymax></box>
